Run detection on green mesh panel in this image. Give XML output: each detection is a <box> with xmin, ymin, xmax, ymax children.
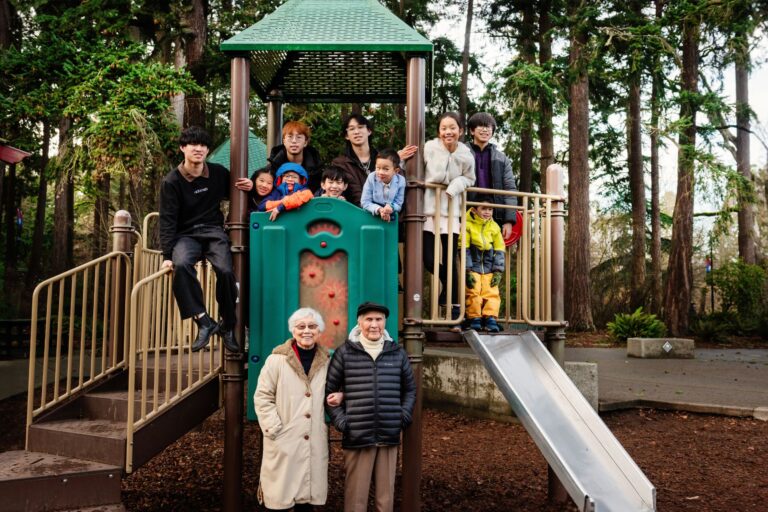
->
<box><xmin>222</xmin><ymin>0</ymin><xmax>433</xmax><ymax>103</ymax></box>
<box><xmin>207</xmin><ymin>130</ymin><xmax>268</xmax><ymax>177</ymax></box>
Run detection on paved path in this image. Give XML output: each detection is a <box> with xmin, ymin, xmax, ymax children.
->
<box><xmin>427</xmin><ymin>345</ymin><xmax>768</xmax><ymax>417</ymax></box>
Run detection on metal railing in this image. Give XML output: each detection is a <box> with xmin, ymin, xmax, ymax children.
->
<box><xmin>422</xmin><ymin>184</ymin><xmax>566</xmax><ymax>329</ymax></box>
<box><xmin>26</xmin><ymin>251</ymin><xmax>132</xmax><ymax>444</ymax></box>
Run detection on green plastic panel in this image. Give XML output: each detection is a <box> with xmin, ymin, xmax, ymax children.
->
<box><xmin>221</xmin><ymin>0</ymin><xmax>433</xmax><ymax>103</ymax></box>
<box><xmin>207</xmin><ymin>130</ymin><xmax>267</xmax><ymax>177</ymax></box>
<box><xmin>247</xmin><ymin>198</ymin><xmax>398</xmax><ymax>421</ymax></box>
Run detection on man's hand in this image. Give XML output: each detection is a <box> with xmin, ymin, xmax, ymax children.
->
<box><xmin>161</xmin><ymin>260</ymin><xmax>173</xmax><ymax>270</ymax></box>
<box><xmin>490</xmin><ymin>271</ymin><xmax>502</xmax><ymax>288</ymax></box>
<box><xmin>502</xmin><ymin>222</ymin><xmax>513</xmax><ymax>239</ymax></box>
<box><xmin>466</xmin><ymin>272</ymin><xmax>476</xmax><ymax>289</ymax></box>
<box><xmin>235</xmin><ymin>177</ymin><xmax>253</xmax><ymax>191</ymax></box>
<box><xmin>397</xmin><ymin>144</ymin><xmax>418</xmax><ymax>162</ymax></box>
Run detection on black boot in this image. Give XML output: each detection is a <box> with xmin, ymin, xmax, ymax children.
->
<box><xmin>218</xmin><ymin>326</ymin><xmax>240</xmax><ymax>353</ymax></box>
<box><xmin>192</xmin><ymin>313</ymin><xmax>219</xmax><ymax>352</ymax></box>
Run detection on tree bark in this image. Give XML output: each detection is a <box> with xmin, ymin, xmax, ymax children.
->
<box><xmin>183</xmin><ymin>0</ymin><xmax>208</xmax><ymax>128</ymax></box>
<box><xmin>4</xmin><ymin>162</ymin><xmax>17</xmax><ymax>272</ymax></box>
<box><xmin>538</xmin><ymin>0</ymin><xmax>554</xmax><ymax>192</ymax></box>
<box><xmin>0</xmin><ymin>0</ymin><xmax>20</xmax><ymax>50</ymax></box>
<box><xmin>735</xmin><ymin>53</ymin><xmax>755</xmax><ymax>264</ymax></box>
<box><xmin>52</xmin><ymin>117</ymin><xmax>73</xmax><ymax>275</ymax></box>
<box><xmin>92</xmin><ymin>174</ymin><xmax>110</xmax><ymax>258</ymax></box>
<box><xmin>519</xmin><ymin>0</ymin><xmax>535</xmax><ymax>193</ymax></box>
<box><xmin>459</xmin><ymin>0</ymin><xmax>474</xmax><ymax>127</ymax></box>
<box><xmin>649</xmin><ymin>0</ymin><xmax>664</xmax><ymax>314</ymax></box>
<box><xmin>26</xmin><ymin>121</ymin><xmax>51</xmax><ymax>288</ymax></box>
<box><xmin>565</xmin><ymin>0</ymin><xmax>594</xmax><ymax>331</ymax></box>
<box><xmin>664</xmin><ymin>17</ymin><xmax>699</xmax><ymax>336</ymax></box>
<box><xmin>628</xmin><ymin>0</ymin><xmax>646</xmax><ymax>309</ymax></box>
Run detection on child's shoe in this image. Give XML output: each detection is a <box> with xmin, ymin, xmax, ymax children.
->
<box><xmin>485</xmin><ymin>317</ymin><xmax>501</xmax><ymax>333</ymax></box>
<box><xmin>469</xmin><ymin>317</ymin><xmax>483</xmax><ymax>331</ymax></box>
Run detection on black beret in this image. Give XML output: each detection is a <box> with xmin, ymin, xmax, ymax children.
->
<box><xmin>356</xmin><ymin>301</ymin><xmax>390</xmax><ymax>318</ymax></box>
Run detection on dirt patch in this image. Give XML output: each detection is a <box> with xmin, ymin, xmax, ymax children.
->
<box><xmin>2</xmin><ymin>390</ymin><xmax>766</xmax><ymax>511</ymax></box>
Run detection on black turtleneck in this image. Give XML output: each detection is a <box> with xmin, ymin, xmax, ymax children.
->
<box><xmin>296</xmin><ymin>343</ymin><xmax>316</xmax><ymax>375</ymax></box>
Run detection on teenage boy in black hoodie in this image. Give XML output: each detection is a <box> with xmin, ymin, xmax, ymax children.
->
<box><xmin>159</xmin><ymin>126</ymin><xmax>252</xmax><ymax>353</ymax></box>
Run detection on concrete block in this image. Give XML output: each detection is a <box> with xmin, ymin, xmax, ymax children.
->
<box><xmin>754</xmin><ymin>407</ymin><xmax>768</xmax><ymax>422</ymax></box>
<box><xmin>565</xmin><ymin>361</ymin><xmax>599</xmax><ymax>411</ymax></box>
<box><xmin>627</xmin><ymin>337</ymin><xmax>695</xmax><ymax>359</ymax></box>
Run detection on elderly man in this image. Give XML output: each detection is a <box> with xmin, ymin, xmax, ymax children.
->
<box><xmin>325</xmin><ymin>301</ymin><xmax>416</xmax><ymax>512</ymax></box>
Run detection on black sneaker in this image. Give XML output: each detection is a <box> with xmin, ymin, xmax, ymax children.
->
<box><xmin>219</xmin><ymin>327</ymin><xmax>240</xmax><ymax>353</ymax></box>
<box><xmin>192</xmin><ymin>313</ymin><xmax>220</xmax><ymax>352</ymax></box>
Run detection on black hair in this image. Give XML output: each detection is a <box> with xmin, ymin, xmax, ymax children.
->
<box><xmin>341</xmin><ymin>113</ymin><xmax>373</xmax><ymax>136</ymax></box>
<box><xmin>377</xmin><ymin>148</ymin><xmax>401</xmax><ymax>168</ymax></box>
<box><xmin>251</xmin><ymin>166</ymin><xmax>273</xmax><ymax>180</ymax></box>
<box><xmin>321</xmin><ymin>165</ymin><xmax>348</xmax><ymax>183</ymax></box>
<box><xmin>437</xmin><ymin>111</ymin><xmax>463</xmax><ymax>132</ymax></box>
<box><xmin>467</xmin><ymin>112</ymin><xmax>497</xmax><ymax>134</ymax></box>
<box><xmin>179</xmin><ymin>125</ymin><xmax>212</xmax><ymax>148</ymax></box>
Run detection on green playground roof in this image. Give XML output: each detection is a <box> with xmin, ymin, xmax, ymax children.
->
<box><xmin>208</xmin><ymin>130</ymin><xmax>267</xmax><ymax>177</ymax></box>
<box><xmin>220</xmin><ymin>0</ymin><xmax>433</xmax><ymax>103</ymax></box>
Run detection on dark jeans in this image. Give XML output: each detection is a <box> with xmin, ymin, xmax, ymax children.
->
<box><xmin>171</xmin><ymin>226</ymin><xmax>237</xmax><ymax>329</ymax></box>
<box><xmin>422</xmin><ymin>231</ymin><xmax>459</xmax><ymax>305</ymax></box>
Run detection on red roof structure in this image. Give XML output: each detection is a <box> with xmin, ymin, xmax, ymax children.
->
<box><xmin>0</xmin><ymin>143</ymin><xmax>31</xmax><ymax>165</ymax></box>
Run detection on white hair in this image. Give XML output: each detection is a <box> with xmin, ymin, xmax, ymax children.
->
<box><xmin>287</xmin><ymin>307</ymin><xmax>325</xmax><ymax>333</ymax></box>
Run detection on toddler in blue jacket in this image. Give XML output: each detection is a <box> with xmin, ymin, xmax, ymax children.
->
<box><xmin>360</xmin><ymin>149</ymin><xmax>405</xmax><ymax>222</ymax></box>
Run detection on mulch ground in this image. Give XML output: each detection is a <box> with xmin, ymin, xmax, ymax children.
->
<box><xmin>2</xmin><ymin>389</ymin><xmax>766</xmax><ymax>511</ymax></box>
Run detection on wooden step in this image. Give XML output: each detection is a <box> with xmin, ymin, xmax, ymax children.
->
<box><xmin>27</xmin><ymin>419</ymin><xmax>126</xmax><ymax>467</ymax></box>
<box><xmin>81</xmin><ymin>389</ymin><xmax>170</xmax><ymax>422</ymax></box>
<box><xmin>0</xmin><ymin>451</ymin><xmax>122</xmax><ymax>512</ymax></box>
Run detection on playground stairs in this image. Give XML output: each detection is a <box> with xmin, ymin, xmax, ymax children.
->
<box><xmin>1</xmin><ymin>350</ymin><xmax>221</xmax><ymax>512</ymax></box>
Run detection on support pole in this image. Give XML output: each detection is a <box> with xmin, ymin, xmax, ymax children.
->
<box><xmin>544</xmin><ymin>164</ymin><xmax>568</xmax><ymax>504</ymax></box>
<box><xmin>110</xmin><ymin>210</ymin><xmax>133</xmax><ymax>362</ymax></box>
<box><xmin>223</xmin><ymin>54</ymin><xmax>249</xmax><ymax>512</ymax></box>
<box><xmin>402</xmin><ymin>55</ymin><xmax>426</xmax><ymax>512</ymax></box>
<box><xmin>266</xmin><ymin>89</ymin><xmax>283</xmax><ymax>155</ymax></box>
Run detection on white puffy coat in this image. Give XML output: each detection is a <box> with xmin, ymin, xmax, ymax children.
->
<box><xmin>253</xmin><ymin>339</ymin><xmax>329</xmax><ymax>509</ymax></box>
<box><xmin>423</xmin><ymin>138</ymin><xmax>476</xmax><ymax>233</ymax></box>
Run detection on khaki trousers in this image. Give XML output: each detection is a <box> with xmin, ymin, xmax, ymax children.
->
<box><xmin>343</xmin><ymin>445</ymin><xmax>398</xmax><ymax>512</ymax></box>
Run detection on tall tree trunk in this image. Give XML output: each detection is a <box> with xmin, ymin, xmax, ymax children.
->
<box><xmin>53</xmin><ymin>117</ymin><xmax>73</xmax><ymax>274</ymax></box>
<box><xmin>664</xmin><ymin>17</ymin><xmax>699</xmax><ymax>336</ymax></box>
<box><xmin>0</xmin><ymin>0</ymin><xmax>20</xmax><ymax>49</ymax></box>
<box><xmin>649</xmin><ymin>0</ymin><xmax>664</xmax><ymax>314</ymax></box>
<box><xmin>92</xmin><ymin>174</ymin><xmax>110</xmax><ymax>258</ymax></box>
<box><xmin>4</xmin><ymin>162</ymin><xmax>17</xmax><ymax>272</ymax></box>
<box><xmin>519</xmin><ymin>0</ymin><xmax>535</xmax><ymax>193</ymax></box>
<box><xmin>538</xmin><ymin>0</ymin><xmax>554</xmax><ymax>192</ymax></box>
<box><xmin>172</xmin><ymin>38</ymin><xmax>186</xmax><ymax>126</ymax></box>
<box><xmin>26</xmin><ymin>121</ymin><xmax>51</xmax><ymax>288</ymax></box>
<box><xmin>628</xmin><ymin>0</ymin><xmax>646</xmax><ymax>309</ymax></box>
<box><xmin>184</xmin><ymin>0</ymin><xmax>208</xmax><ymax>128</ymax></box>
<box><xmin>735</xmin><ymin>53</ymin><xmax>755</xmax><ymax>263</ymax></box>
<box><xmin>565</xmin><ymin>0</ymin><xmax>594</xmax><ymax>331</ymax></box>
<box><xmin>459</xmin><ymin>0</ymin><xmax>474</xmax><ymax>127</ymax></box>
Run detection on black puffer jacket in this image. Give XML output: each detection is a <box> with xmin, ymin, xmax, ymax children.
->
<box><xmin>325</xmin><ymin>329</ymin><xmax>416</xmax><ymax>449</ymax></box>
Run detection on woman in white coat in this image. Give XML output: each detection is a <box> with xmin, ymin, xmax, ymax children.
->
<box><xmin>422</xmin><ymin>112</ymin><xmax>476</xmax><ymax>322</ymax></box>
<box><xmin>254</xmin><ymin>307</ymin><xmax>342</xmax><ymax>511</ymax></box>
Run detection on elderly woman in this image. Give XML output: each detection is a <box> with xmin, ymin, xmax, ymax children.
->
<box><xmin>253</xmin><ymin>307</ymin><xmax>342</xmax><ymax>512</ymax></box>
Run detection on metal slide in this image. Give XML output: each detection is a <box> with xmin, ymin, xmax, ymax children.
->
<box><xmin>464</xmin><ymin>330</ymin><xmax>656</xmax><ymax>512</ymax></box>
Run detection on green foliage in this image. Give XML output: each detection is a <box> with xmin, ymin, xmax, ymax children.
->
<box><xmin>710</xmin><ymin>260</ymin><xmax>766</xmax><ymax>320</ymax></box>
<box><xmin>690</xmin><ymin>313</ymin><xmax>732</xmax><ymax>343</ymax></box>
<box><xmin>607</xmin><ymin>307</ymin><xmax>667</xmax><ymax>342</ymax></box>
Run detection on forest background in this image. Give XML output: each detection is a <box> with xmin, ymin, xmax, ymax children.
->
<box><xmin>1</xmin><ymin>0</ymin><xmax>767</xmax><ymax>340</ymax></box>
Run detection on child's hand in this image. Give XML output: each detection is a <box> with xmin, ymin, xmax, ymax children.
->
<box><xmin>235</xmin><ymin>177</ymin><xmax>253</xmax><ymax>191</ymax></box>
<box><xmin>326</xmin><ymin>392</ymin><xmax>344</xmax><ymax>407</ymax></box>
<box><xmin>380</xmin><ymin>210</ymin><xmax>391</xmax><ymax>222</ymax></box>
<box><xmin>269</xmin><ymin>208</ymin><xmax>280</xmax><ymax>221</ymax></box>
<box><xmin>381</xmin><ymin>204</ymin><xmax>394</xmax><ymax>215</ymax></box>
<box><xmin>490</xmin><ymin>271</ymin><xmax>502</xmax><ymax>287</ymax></box>
<box><xmin>466</xmin><ymin>272</ymin><xmax>476</xmax><ymax>288</ymax></box>
<box><xmin>398</xmin><ymin>145</ymin><xmax>418</xmax><ymax>161</ymax></box>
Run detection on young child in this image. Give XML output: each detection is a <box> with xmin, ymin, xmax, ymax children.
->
<box><xmin>247</xmin><ymin>166</ymin><xmax>280</xmax><ymax>213</ymax></box>
<box><xmin>264</xmin><ymin>162</ymin><xmax>314</xmax><ymax>221</ymax></box>
<box><xmin>464</xmin><ymin>203</ymin><xmax>505</xmax><ymax>332</ymax></box>
<box><xmin>315</xmin><ymin>165</ymin><xmax>349</xmax><ymax>200</ymax></box>
<box><xmin>360</xmin><ymin>149</ymin><xmax>405</xmax><ymax>222</ymax></box>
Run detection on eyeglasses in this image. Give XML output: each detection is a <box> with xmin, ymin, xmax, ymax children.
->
<box><xmin>295</xmin><ymin>323</ymin><xmax>319</xmax><ymax>331</ymax></box>
<box><xmin>285</xmin><ymin>134</ymin><xmax>306</xmax><ymax>142</ymax></box>
<box><xmin>474</xmin><ymin>126</ymin><xmax>493</xmax><ymax>132</ymax></box>
<box><xmin>346</xmin><ymin>124</ymin><xmax>369</xmax><ymax>133</ymax></box>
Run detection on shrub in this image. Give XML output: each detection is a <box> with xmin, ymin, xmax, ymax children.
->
<box><xmin>690</xmin><ymin>314</ymin><xmax>731</xmax><ymax>344</ymax></box>
<box><xmin>607</xmin><ymin>307</ymin><xmax>667</xmax><ymax>342</ymax></box>
<box><xmin>711</xmin><ymin>260</ymin><xmax>767</xmax><ymax>320</ymax></box>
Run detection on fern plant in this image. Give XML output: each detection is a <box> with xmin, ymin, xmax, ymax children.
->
<box><xmin>607</xmin><ymin>307</ymin><xmax>667</xmax><ymax>342</ymax></box>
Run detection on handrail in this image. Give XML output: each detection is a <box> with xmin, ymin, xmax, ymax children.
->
<box><xmin>421</xmin><ymin>184</ymin><xmax>566</xmax><ymax>329</ymax></box>
<box><xmin>26</xmin><ymin>251</ymin><xmax>132</xmax><ymax>447</ymax></box>
<box><xmin>125</xmin><ymin>258</ymin><xmax>222</xmax><ymax>473</ymax></box>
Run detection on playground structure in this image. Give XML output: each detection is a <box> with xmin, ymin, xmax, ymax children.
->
<box><xmin>0</xmin><ymin>1</ymin><xmax>658</xmax><ymax>511</ymax></box>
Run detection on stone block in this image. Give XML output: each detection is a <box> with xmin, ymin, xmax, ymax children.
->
<box><xmin>565</xmin><ymin>361</ymin><xmax>599</xmax><ymax>411</ymax></box>
<box><xmin>627</xmin><ymin>337</ymin><xmax>695</xmax><ymax>359</ymax></box>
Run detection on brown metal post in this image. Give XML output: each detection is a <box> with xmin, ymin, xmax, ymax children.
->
<box><xmin>223</xmin><ymin>54</ymin><xmax>249</xmax><ymax>512</ymax></box>
<box><xmin>266</xmin><ymin>89</ymin><xmax>283</xmax><ymax>155</ymax></box>
<box><xmin>109</xmin><ymin>210</ymin><xmax>133</xmax><ymax>362</ymax></box>
<box><xmin>545</xmin><ymin>163</ymin><xmax>568</xmax><ymax>504</ymax></box>
<box><xmin>402</xmin><ymin>55</ymin><xmax>426</xmax><ymax>512</ymax></box>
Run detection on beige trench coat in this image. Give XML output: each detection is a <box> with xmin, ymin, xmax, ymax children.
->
<box><xmin>253</xmin><ymin>339</ymin><xmax>329</xmax><ymax>509</ymax></box>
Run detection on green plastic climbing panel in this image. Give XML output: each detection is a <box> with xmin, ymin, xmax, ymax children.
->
<box><xmin>247</xmin><ymin>198</ymin><xmax>398</xmax><ymax>420</ymax></box>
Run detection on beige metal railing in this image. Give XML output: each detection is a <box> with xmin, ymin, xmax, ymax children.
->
<box><xmin>422</xmin><ymin>184</ymin><xmax>565</xmax><ymax>329</ymax></box>
<box><xmin>26</xmin><ymin>251</ymin><xmax>132</xmax><ymax>444</ymax></box>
